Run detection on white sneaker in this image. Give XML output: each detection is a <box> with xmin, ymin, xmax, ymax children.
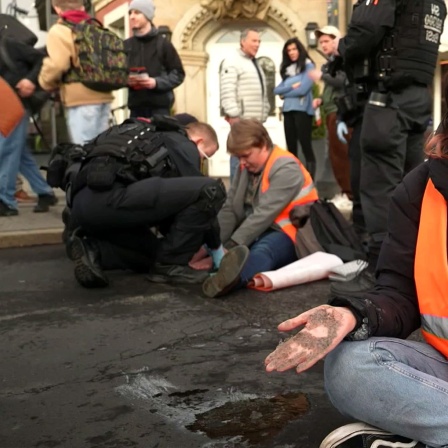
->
<box><xmin>320</xmin><ymin>422</ymin><xmax>424</xmax><ymax>448</ymax></box>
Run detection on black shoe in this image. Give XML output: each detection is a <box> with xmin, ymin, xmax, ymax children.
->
<box><xmin>0</xmin><ymin>200</ymin><xmax>18</xmax><ymax>216</ymax></box>
<box><xmin>71</xmin><ymin>235</ymin><xmax>108</xmax><ymax>288</ymax></box>
<box><xmin>320</xmin><ymin>422</ymin><xmax>424</xmax><ymax>447</ymax></box>
<box><xmin>202</xmin><ymin>245</ymin><xmax>250</xmax><ymax>298</ymax></box>
<box><xmin>147</xmin><ymin>263</ymin><xmax>210</xmax><ymax>284</ymax></box>
<box><xmin>330</xmin><ymin>265</ymin><xmax>375</xmax><ymax>296</ymax></box>
<box><xmin>34</xmin><ymin>194</ymin><xmax>58</xmax><ymax>213</ymax></box>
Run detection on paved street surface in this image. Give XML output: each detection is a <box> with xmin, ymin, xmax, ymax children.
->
<box><xmin>0</xmin><ymin>245</ymin><xmax>353</xmax><ymax>448</ymax></box>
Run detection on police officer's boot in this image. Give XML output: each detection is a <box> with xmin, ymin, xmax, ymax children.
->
<box><xmin>147</xmin><ymin>263</ymin><xmax>210</xmax><ymax>284</ymax></box>
<box><xmin>71</xmin><ymin>234</ymin><xmax>109</xmax><ymax>288</ymax></box>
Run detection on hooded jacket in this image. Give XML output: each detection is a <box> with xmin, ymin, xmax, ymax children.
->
<box><xmin>125</xmin><ymin>28</ymin><xmax>185</xmax><ymax>110</ymax></box>
<box><xmin>329</xmin><ymin>158</ymin><xmax>448</xmax><ymax>340</ymax></box>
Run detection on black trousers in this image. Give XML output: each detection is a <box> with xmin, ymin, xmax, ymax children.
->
<box><xmin>360</xmin><ymin>84</ymin><xmax>430</xmax><ymax>257</ymax></box>
<box><xmin>71</xmin><ymin>176</ymin><xmax>223</xmax><ymax>266</ymax></box>
<box><xmin>283</xmin><ymin>111</ymin><xmax>315</xmax><ymax>166</ymax></box>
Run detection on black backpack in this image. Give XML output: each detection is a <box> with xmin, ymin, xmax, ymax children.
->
<box><xmin>309</xmin><ymin>200</ymin><xmax>366</xmax><ymax>262</ymax></box>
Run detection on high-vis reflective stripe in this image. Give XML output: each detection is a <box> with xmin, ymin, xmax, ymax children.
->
<box><xmin>260</xmin><ymin>146</ymin><xmax>318</xmax><ymax>242</ymax></box>
<box><xmin>415</xmin><ymin>179</ymin><xmax>448</xmax><ymax>358</ymax></box>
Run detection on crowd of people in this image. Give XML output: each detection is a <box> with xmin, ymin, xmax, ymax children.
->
<box><xmin>1</xmin><ymin>0</ymin><xmax>448</xmax><ymax>446</ymax></box>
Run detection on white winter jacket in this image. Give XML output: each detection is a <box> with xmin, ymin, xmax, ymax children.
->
<box><xmin>220</xmin><ymin>49</ymin><xmax>270</xmax><ymax>122</ymax></box>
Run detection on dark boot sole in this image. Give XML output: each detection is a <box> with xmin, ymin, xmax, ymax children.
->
<box><xmin>72</xmin><ymin>237</ymin><xmax>108</xmax><ymax>288</ymax></box>
<box><xmin>202</xmin><ymin>246</ymin><xmax>249</xmax><ymax>298</ymax></box>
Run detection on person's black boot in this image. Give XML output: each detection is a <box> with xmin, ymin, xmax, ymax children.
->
<box><xmin>34</xmin><ymin>194</ymin><xmax>58</xmax><ymax>213</ymax></box>
<box><xmin>147</xmin><ymin>263</ymin><xmax>210</xmax><ymax>284</ymax></box>
<box><xmin>202</xmin><ymin>245</ymin><xmax>250</xmax><ymax>298</ymax></box>
<box><xmin>0</xmin><ymin>200</ymin><xmax>18</xmax><ymax>216</ymax></box>
<box><xmin>71</xmin><ymin>235</ymin><xmax>109</xmax><ymax>288</ymax></box>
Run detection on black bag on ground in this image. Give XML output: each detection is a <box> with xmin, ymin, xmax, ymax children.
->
<box><xmin>309</xmin><ymin>200</ymin><xmax>366</xmax><ymax>262</ymax></box>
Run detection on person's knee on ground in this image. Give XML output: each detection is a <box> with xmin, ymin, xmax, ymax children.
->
<box><xmin>148</xmin><ymin>179</ymin><xmax>226</xmax><ymax>285</ymax></box>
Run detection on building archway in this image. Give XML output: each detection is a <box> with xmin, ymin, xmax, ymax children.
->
<box><xmin>171</xmin><ymin>1</ymin><xmax>307</xmax><ymax>122</ymax></box>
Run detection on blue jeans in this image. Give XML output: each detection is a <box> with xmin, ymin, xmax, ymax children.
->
<box><xmin>66</xmin><ymin>103</ymin><xmax>110</xmax><ymax>145</ymax></box>
<box><xmin>324</xmin><ymin>338</ymin><xmax>448</xmax><ymax>448</ymax></box>
<box><xmin>239</xmin><ymin>230</ymin><xmax>297</xmax><ymax>285</ymax></box>
<box><xmin>0</xmin><ymin>114</ymin><xmax>53</xmax><ymax>209</ymax></box>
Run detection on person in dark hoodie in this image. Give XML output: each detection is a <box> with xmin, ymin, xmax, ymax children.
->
<box><xmin>264</xmin><ymin>104</ymin><xmax>448</xmax><ymax>445</ymax></box>
<box><xmin>0</xmin><ymin>33</ymin><xmax>57</xmax><ymax>216</ymax></box>
<box><xmin>125</xmin><ymin>0</ymin><xmax>185</xmax><ymax>118</ymax></box>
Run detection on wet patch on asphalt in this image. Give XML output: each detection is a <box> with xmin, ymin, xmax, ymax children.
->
<box><xmin>116</xmin><ymin>368</ymin><xmax>309</xmax><ymax>446</ymax></box>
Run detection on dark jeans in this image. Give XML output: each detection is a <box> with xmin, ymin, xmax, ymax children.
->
<box><xmin>283</xmin><ymin>111</ymin><xmax>315</xmax><ymax>166</ymax></box>
<box><xmin>239</xmin><ymin>230</ymin><xmax>298</xmax><ymax>286</ymax></box>
<box><xmin>360</xmin><ymin>85</ymin><xmax>429</xmax><ymax>257</ymax></box>
<box><xmin>71</xmin><ymin>176</ymin><xmax>223</xmax><ymax>266</ymax></box>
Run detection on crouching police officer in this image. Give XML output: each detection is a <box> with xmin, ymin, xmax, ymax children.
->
<box><xmin>51</xmin><ymin>116</ymin><xmax>226</xmax><ymax>288</ymax></box>
<box><xmin>332</xmin><ymin>0</ymin><xmax>446</xmax><ymax>295</ymax></box>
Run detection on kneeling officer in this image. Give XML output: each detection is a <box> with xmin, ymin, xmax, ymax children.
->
<box><xmin>54</xmin><ymin>115</ymin><xmax>226</xmax><ymax>288</ymax></box>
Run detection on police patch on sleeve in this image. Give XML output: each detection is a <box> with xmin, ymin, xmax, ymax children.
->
<box><xmin>422</xmin><ymin>2</ymin><xmax>444</xmax><ymax>45</ymax></box>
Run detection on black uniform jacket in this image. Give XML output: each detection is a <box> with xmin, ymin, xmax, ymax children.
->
<box><xmin>338</xmin><ymin>0</ymin><xmax>396</xmax><ymax>64</ymax></box>
<box><xmin>125</xmin><ymin>28</ymin><xmax>185</xmax><ymax>110</ymax></box>
<box><xmin>330</xmin><ymin>157</ymin><xmax>448</xmax><ymax>339</ymax></box>
<box><xmin>0</xmin><ymin>38</ymin><xmax>45</xmax><ymax>107</ymax></box>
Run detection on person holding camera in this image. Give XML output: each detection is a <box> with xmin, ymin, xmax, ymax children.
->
<box><xmin>125</xmin><ymin>0</ymin><xmax>185</xmax><ymax>118</ymax></box>
<box><xmin>331</xmin><ymin>0</ymin><xmax>446</xmax><ymax>296</ymax></box>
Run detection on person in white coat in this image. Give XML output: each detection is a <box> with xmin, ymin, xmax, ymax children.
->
<box><xmin>219</xmin><ymin>28</ymin><xmax>270</xmax><ymax>179</ymax></box>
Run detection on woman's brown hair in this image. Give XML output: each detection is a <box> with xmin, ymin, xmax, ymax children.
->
<box><xmin>426</xmin><ymin>73</ymin><xmax>448</xmax><ymax>159</ymax></box>
<box><xmin>227</xmin><ymin>119</ymin><xmax>273</xmax><ymax>155</ymax></box>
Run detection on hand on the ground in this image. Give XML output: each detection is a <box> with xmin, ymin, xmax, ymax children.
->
<box><xmin>138</xmin><ymin>77</ymin><xmax>157</xmax><ymax>89</ymax></box>
<box><xmin>312</xmin><ymin>98</ymin><xmax>322</xmax><ymax>109</ymax></box>
<box><xmin>308</xmin><ymin>69</ymin><xmax>322</xmax><ymax>82</ymax></box>
<box><xmin>337</xmin><ymin>121</ymin><xmax>349</xmax><ymax>144</ymax></box>
<box><xmin>265</xmin><ymin>305</ymin><xmax>357</xmax><ymax>374</ymax></box>
<box><xmin>16</xmin><ymin>79</ymin><xmax>36</xmax><ymax>98</ymax></box>
<box><xmin>189</xmin><ymin>256</ymin><xmax>213</xmax><ymax>271</ymax></box>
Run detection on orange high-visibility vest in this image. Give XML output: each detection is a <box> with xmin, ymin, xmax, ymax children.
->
<box><xmin>415</xmin><ymin>178</ymin><xmax>448</xmax><ymax>358</ymax></box>
<box><xmin>260</xmin><ymin>146</ymin><xmax>318</xmax><ymax>242</ymax></box>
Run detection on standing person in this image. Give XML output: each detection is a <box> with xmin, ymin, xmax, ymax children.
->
<box><xmin>220</xmin><ymin>28</ymin><xmax>270</xmax><ymax>180</ymax></box>
<box><xmin>202</xmin><ymin>119</ymin><xmax>318</xmax><ymax>298</ymax></box>
<box><xmin>125</xmin><ymin>0</ymin><xmax>185</xmax><ymax>118</ymax></box>
<box><xmin>309</xmin><ymin>26</ymin><xmax>351</xmax><ymax>199</ymax></box>
<box><xmin>38</xmin><ymin>0</ymin><xmax>114</xmax><ymax>145</ymax></box>
<box><xmin>331</xmin><ymin>0</ymin><xmax>446</xmax><ymax>294</ymax></box>
<box><xmin>265</xmin><ymin>118</ymin><xmax>448</xmax><ymax>447</ymax></box>
<box><xmin>0</xmin><ymin>41</ymin><xmax>57</xmax><ymax>216</ymax></box>
<box><xmin>274</xmin><ymin>38</ymin><xmax>316</xmax><ymax>179</ymax></box>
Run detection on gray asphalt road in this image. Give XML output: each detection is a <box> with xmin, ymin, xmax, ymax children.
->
<box><xmin>0</xmin><ymin>245</ymin><xmax>352</xmax><ymax>448</ymax></box>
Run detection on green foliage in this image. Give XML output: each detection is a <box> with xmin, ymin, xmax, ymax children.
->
<box><xmin>312</xmin><ymin>83</ymin><xmax>326</xmax><ymax>140</ymax></box>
